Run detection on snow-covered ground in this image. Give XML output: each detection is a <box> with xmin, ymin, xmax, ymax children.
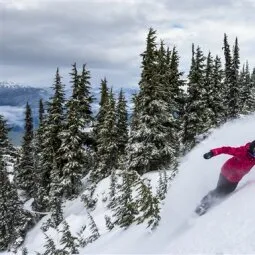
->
<box><xmin>4</xmin><ymin>113</ymin><xmax>255</xmax><ymax>254</ymax></box>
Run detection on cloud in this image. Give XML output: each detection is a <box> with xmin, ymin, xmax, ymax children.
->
<box><xmin>1</xmin><ymin>0</ymin><xmax>255</xmax><ymax>88</ymax></box>
<box><xmin>0</xmin><ymin>106</ymin><xmax>24</xmax><ymax>128</ymax></box>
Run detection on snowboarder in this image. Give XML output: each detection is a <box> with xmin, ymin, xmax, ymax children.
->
<box><xmin>195</xmin><ymin>140</ymin><xmax>255</xmax><ymax>215</ymax></box>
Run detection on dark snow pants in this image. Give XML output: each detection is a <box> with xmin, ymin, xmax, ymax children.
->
<box><xmin>200</xmin><ymin>174</ymin><xmax>239</xmax><ymax>206</ymax></box>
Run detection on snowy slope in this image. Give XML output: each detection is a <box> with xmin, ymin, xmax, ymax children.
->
<box><xmin>81</xmin><ymin>114</ymin><xmax>255</xmax><ymax>254</ymax></box>
<box><xmin>3</xmin><ymin>113</ymin><xmax>255</xmax><ymax>254</ymax></box>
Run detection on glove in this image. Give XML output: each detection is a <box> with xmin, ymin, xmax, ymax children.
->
<box><xmin>203</xmin><ymin>151</ymin><xmax>213</xmax><ymax>159</ymax></box>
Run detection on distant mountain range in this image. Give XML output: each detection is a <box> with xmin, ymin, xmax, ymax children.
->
<box><xmin>0</xmin><ymin>81</ymin><xmax>49</xmax><ymax>107</ymax></box>
<box><xmin>0</xmin><ymin>81</ymin><xmax>137</xmax><ymax>145</ymax></box>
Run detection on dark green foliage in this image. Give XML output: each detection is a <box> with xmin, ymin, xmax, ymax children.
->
<box><xmin>14</xmin><ymin>102</ymin><xmax>35</xmax><ymax>198</ymax></box>
<box><xmin>115</xmin><ymin>89</ymin><xmax>129</xmax><ymax>165</ymax></box>
<box><xmin>48</xmin><ymin>159</ymin><xmax>63</xmax><ymax>228</ymax></box>
<box><xmin>0</xmin><ymin>115</ymin><xmax>17</xmax><ymax>167</ymax></box>
<box><xmin>0</xmin><ymin>115</ymin><xmax>10</xmax><ymax>156</ymax></box>
<box><xmin>88</xmin><ymin>212</ymin><xmax>100</xmax><ymax>237</ymax></box>
<box><xmin>97</xmin><ymin>78</ymin><xmax>109</xmax><ymax>122</ymax></box>
<box><xmin>94</xmin><ymin>89</ymin><xmax>118</xmax><ymax>180</ymax></box>
<box><xmin>0</xmin><ymin>156</ymin><xmax>34</xmax><ymax>251</ymax></box>
<box><xmin>43</xmin><ymin>234</ymin><xmax>61</xmax><ymax>255</ymax></box>
<box><xmin>79</xmin><ymin>64</ymin><xmax>94</xmax><ymax>126</ymax></box>
<box><xmin>59</xmin><ymin>63</ymin><xmax>93</xmax><ymax>198</ymax></box>
<box><xmin>222</xmin><ymin>33</ymin><xmax>233</xmax><ymax>120</ymax></box>
<box><xmin>84</xmin><ymin>212</ymin><xmax>100</xmax><ymax>244</ymax></box>
<box><xmin>113</xmin><ymin>170</ymin><xmax>138</xmax><ymax>228</ymax></box>
<box><xmin>246</xmin><ymin>68</ymin><xmax>255</xmax><ymax>113</ymax></box>
<box><xmin>32</xmin><ymin>99</ymin><xmax>48</xmax><ymax>212</ymax></box>
<box><xmin>165</xmin><ymin>46</ymin><xmax>185</xmax><ymax>161</ymax></box>
<box><xmin>228</xmin><ymin>37</ymin><xmax>240</xmax><ymax>118</ymax></box>
<box><xmin>105</xmin><ymin>215</ymin><xmax>114</xmax><ymax>231</ymax></box>
<box><xmin>210</xmin><ymin>55</ymin><xmax>226</xmax><ymax>126</ymax></box>
<box><xmin>93</xmin><ymin>78</ymin><xmax>109</xmax><ymax>148</ymax></box>
<box><xmin>240</xmin><ymin>62</ymin><xmax>255</xmax><ymax>114</ymax></box>
<box><xmin>59</xmin><ymin>221</ymin><xmax>79</xmax><ymax>254</ymax></box>
<box><xmin>182</xmin><ymin>46</ymin><xmax>208</xmax><ymax>152</ymax></box>
<box><xmin>168</xmin><ymin>46</ymin><xmax>185</xmax><ymax>116</ymax></box>
<box><xmin>39</xmin><ymin>99</ymin><xmax>45</xmax><ymax>125</ymax></box>
<box><xmin>223</xmin><ymin>34</ymin><xmax>241</xmax><ymax>119</ymax></box>
<box><xmin>77</xmin><ymin>225</ymin><xmax>87</xmax><ymax>248</ymax></box>
<box><xmin>81</xmin><ymin>179</ymin><xmax>98</xmax><ymax>210</ymax></box>
<box><xmin>223</xmin><ymin>34</ymin><xmax>232</xmax><ymax>93</ymax></box>
<box><xmin>203</xmin><ymin>52</ymin><xmax>216</xmax><ymax>128</ymax></box>
<box><xmin>127</xmin><ymin>28</ymin><xmax>177</xmax><ymax>174</ymax></box>
<box><xmin>40</xmin><ymin>68</ymin><xmax>66</xmax><ymax>200</ymax></box>
<box><xmin>108</xmin><ymin>170</ymin><xmax>117</xmax><ymax>209</ymax></box>
<box><xmin>91</xmin><ymin>78</ymin><xmax>110</xmax><ymax>181</ymax></box>
<box><xmin>135</xmin><ymin>178</ymin><xmax>161</xmax><ymax>230</ymax></box>
<box><xmin>156</xmin><ymin>170</ymin><xmax>169</xmax><ymax>201</ymax></box>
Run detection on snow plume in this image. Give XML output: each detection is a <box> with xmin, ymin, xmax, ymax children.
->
<box><xmin>3</xmin><ymin>113</ymin><xmax>255</xmax><ymax>254</ymax></box>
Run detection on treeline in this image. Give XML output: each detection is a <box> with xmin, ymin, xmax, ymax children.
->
<box><xmin>0</xmin><ymin>28</ymin><xmax>255</xmax><ymax>252</ymax></box>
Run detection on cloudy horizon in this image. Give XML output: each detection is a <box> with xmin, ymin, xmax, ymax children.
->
<box><xmin>1</xmin><ymin>0</ymin><xmax>255</xmax><ymax>89</ymax></box>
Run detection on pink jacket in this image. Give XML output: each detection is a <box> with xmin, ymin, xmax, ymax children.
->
<box><xmin>211</xmin><ymin>143</ymin><xmax>255</xmax><ymax>182</ymax></box>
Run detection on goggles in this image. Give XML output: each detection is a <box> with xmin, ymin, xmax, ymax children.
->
<box><xmin>249</xmin><ymin>150</ymin><xmax>255</xmax><ymax>158</ymax></box>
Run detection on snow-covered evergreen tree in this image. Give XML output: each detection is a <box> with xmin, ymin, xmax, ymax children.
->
<box><xmin>240</xmin><ymin>62</ymin><xmax>255</xmax><ymax>114</ymax></box>
<box><xmin>164</xmin><ymin>46</ymin><xmax>186</xmax><ymax>162</ymax></box>
<box><xmin>223</xmin><ymin>34</ymin><xmax>241</xmax><ymax>119</ymax></box>
<box><xmin>42</xmin><ymin>234</ymin><xmax>60</xmax><ymax>255</ymax></box>
<box><xmin>81</xmin><ymin>179</ymin><xmax>98</xmax><ymax>211</ymax></box>
<box><xmin>210</xmin><ymin>55</ymin><xmax>226</xmax><ymax>126</ymax></box>
<box><xmin>94</xmin><ymin>89</ymin><xmax>118</xmax><ymax>180</ymax></box>
<box><xmin>33</xmin><ymin>99</ymin><xmax>48</xmax><ymax>212</ymax></box>
<box><xmin>59</xmin><ymin>63</ymin><xmax>93</xmax><ymax>198</ymax></box>
<box><xmin>229</xmin><ymin>37</ymin><xmax>241</xmax><ymax>118</ymax></box>
<box><xmin>76</xmin><ymin>225</ymin><xmax>87</xmax><ymax>248</ymax></box>
<box><xmin>40</xmin><ymin>68</ymin><xmax>66</xmax><ymax>200</ymax></box>
<box><xmin>204</xmin><ymin>52</ymin><xmax>217</xmax><ymax>128</ymax></box>
<box><xmin>79</xmin><ymin>64</ymin><xmax>94</xmax><ymax>145</ymax></box>
<box><xmin>85</xmin><ymin>212</ymin><xmax>100</xmax><ymax>244</ymax></box>
<box><xmin>182</xmin><ymin>45</ymin><xmax>208</xmax><ymax>152</ymax></box>
<box><xmin>115</xmin><ymin>89</ymin><xmax>128</xmax><ymax>166</ymax></box>
<box><xmin>14</xmin><ymin>102</ymin><xmax>35</xmax><ymax>198</ymax></box>
<box><xmin>156</xmin><ymin>169</ymin><xmax>169</xmax><ymax>201</ymax></box>
<box><xmin>135</xmin><ymin>177</ymin><xmax>161</xmax><ymax>230</ymax></box>
<box><xmin>48</xmin><ymin>159</ymin><xmax>63</xmax><ymax>228</ymax></box>
<box><xmin>0</xmin><ymin>156</ymin><xmax>33</xmax><ymax>251</ymax></box>
<box><xmin>127</xmin><ymin>28</ymin><xmax>176</xmax><ymax>174</ymax></box>
<box><xmin>0</xmin><ymin>115</ymin><xmax>11</xmax><ymax>157</ymax></box>
<box><xmin>168</xmin><ymin>46</ymin><xmax>185</xmax><ymax>117</ymax></box>
<box><xmin>108</xmin><ymin>170</ymin><xmax>118</xmax><ymax>209</ymax></box>
<box><xmin>93</xmin><ymin>78</ymin><xmax>109</xmax><ymax>150</ymax></box>
<box><xmin>246</xmin><ymin>68</ymin><xmax>255</xmax><ymax>113</ymax></box>
<box><xmin>59</xmin><ymin>221</ymin><xmax>79</xmax><ymax>254</ymax></box>
<box><xmin>222</xmin><ymin>33</ymin><xmax>233</xmax><ymax>121</ymax></box>
<box><xmin>0</xmin><ymin>115</ymin><xmax>17</xmax><ymax>167</ymax></box>
<box><xmin>105</xmin><ymin>215</ymin><xmax>114</xmax><ymax>231</ymax></box>
<box><xmin>113</xmin><ymin>170</ymin><xmax>138</xmax><ymax>228</ymax></box>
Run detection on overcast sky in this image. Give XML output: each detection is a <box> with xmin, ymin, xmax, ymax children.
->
<box><xmin>1</xmin><ymin>0</ymin><xmax>255</xmax><ymax>89</ymax></box>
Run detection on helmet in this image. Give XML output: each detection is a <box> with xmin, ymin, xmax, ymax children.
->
<box><xmin>249</xmin><ymin>140</ymin><xmax>255</xmax><ymax>157</ymax></box>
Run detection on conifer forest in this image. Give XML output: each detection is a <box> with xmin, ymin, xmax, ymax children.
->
<box><xmin>1</xmin><ymin>28</ymin><xmax>255</xmax><ymax>253</ymax></box>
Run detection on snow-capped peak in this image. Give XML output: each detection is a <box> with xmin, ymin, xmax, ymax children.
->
<box><xmin>0</xmin><ymin>81</ymin><xmax>29</xmax><ymax>89</ymax></box>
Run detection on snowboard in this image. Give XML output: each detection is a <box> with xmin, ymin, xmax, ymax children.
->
<box><xmin>195</xmin><ymin>202</ymin><xmax>211</xmax><ymax>216</ymax></box>
<box><xmin>194</xmin><ymin>185</ymin><xmax>244</xmax><ymax>216</ymax></box>
<box><xmin>194</xmin><ymin>195</ymin><xmax>225</xmax><ymax>216</ymax></box>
